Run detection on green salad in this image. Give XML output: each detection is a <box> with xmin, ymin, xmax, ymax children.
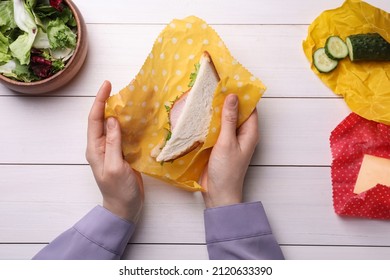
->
<box><xmin>0</xmin><ymin>0</ymin><xmax>77</xmax><ymax>82</ymax></box>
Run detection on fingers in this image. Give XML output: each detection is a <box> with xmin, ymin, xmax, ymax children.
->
<box><xmin>87</xmin><ymin>81</ymin><xmax>112</xmax><ymax>149</ymax></box>
<box><xmin>218</xmin><ymin>94</ymin><xmax>239</xmax><ymax>146</ymax></box>
<box><xmin>237</xmin><ymin>108</ymin><xmax>259</xmax><ymax>153</ymax></box>
<box><xmin>104</xmin><ymin>117</ymin><xmax>124</xmax><ymax>171</ymax></box>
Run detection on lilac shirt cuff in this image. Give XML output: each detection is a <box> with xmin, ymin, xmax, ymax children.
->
<box><xmin>204</xmin><ymin>202</ymin><xmax>284</xmax><ymax>260</ymax></box>
<box><xmin>33</xmin><ymin>205</ymin><xmax>135</xmax><ymax>260</ymax></box>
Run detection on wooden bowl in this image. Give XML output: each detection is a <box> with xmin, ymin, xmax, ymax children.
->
<box><xmin>0</xmin><ymin>0</ymin><xmax>88</xmax><ymax>94</ymax></box>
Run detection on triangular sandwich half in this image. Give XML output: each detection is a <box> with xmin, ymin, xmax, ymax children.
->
<box><xmin>154</xmin><ymin>51</ymin><xmax>220</xmax><ymax>162</ymax></box>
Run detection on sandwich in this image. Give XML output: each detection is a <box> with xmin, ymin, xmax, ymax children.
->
<box><xmin>152</xmin><ymin>51</ymin><xmax>220</xmax><ymax>162</ymax></box>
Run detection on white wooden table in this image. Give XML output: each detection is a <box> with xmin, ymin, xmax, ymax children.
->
<box><xmin>1</xmin><ymin>0</ymin><xmax>390</xmax><ymax>260</ymax></box>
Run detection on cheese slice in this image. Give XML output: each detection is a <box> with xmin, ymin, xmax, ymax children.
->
<box><xmin>354</xmin><ymin>154</ymin><xmax>390</xmax><ymax>194</ymax></box>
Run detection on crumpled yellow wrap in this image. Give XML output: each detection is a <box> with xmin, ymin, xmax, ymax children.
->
<box><xmin>303</xmin><ymin>0</ymin><xmax>390</xmax><ymax>124</ymax></box>
<box><xmin>105</xmin><ymin>16</ymin><xmax>265</xmax><ymax>192</ymax></box>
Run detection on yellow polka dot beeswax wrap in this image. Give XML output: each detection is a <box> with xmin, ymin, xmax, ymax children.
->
<box><xmin>105</xmin><ymin>16</ymin><xmax>265</xmax><ymax>192</ymax></box>
<box><xmin>303</xmin><ymin>0</ymin><xmax>390</xmax><ymax>124</ymax></box>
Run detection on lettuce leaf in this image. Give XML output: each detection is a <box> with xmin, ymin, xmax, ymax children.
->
<box><xmin>13</xmin><ymin>0</ymin><xmax>37</xmax><ymax>34</ymax></box>
<box><xmin>0</xmin><ymin>53</ymin><xmax>12</xmax><ymax>64</ymax></box>
<box><xmin>0</xmin><ymin>32</ymin><xmax>12</xmax><ymax>64</ymax></box>
<box><xmin>33</xmin><ymin>3</ymin><xmax>58</xmax><ymax>19</ymax></box>
<box><xmin>9</xmin><ymin>32</ymin><xmax>36</xmax><ymax>65</ymax></box>
<box><xmin>26</xmin><ymin>0</ymin><xmax>36</xmax><ymax>8</ymax></box>
<box><xmin>10</xmin><ymin>0</ymin><xmax>38</xmax><ymax>65</ymax></box>
<box><xmin>0</xmin><ymin>59</ymin><xmax>37</xmax><ymax>82</ymax></box>
<box><xmin>0</xmin><ymin>1</ymin><xmax>16</xmax><ymax>31</ymax></box>
<box><xmin>32</xmin><ymin>27</ymin><xmax>50</xmax><ymax>49</ymax></box>
<box><xmin>188</xmin><ymin>63</ymin><xmax>200</xmax><ymax>87</ymax></box>
<box><xmin>59</xmin><ymin>6</ymin><xmax>76</xmax><ymax>27</ymax></box>
<box><xmin>0</xmin><ymin>32</ymin><xmax>10</xmax><ymax>54</ymax></box>
<box><xmin>34</xmin><ymin>3</ymin><xmax>75</xmax><ymax>27</ymax></box>
<box><xmin>47</xmin><ymin>17</ymin><xmax>76</xmax><ymax>49</ymax></box>
<box><xmin>0</xmin><ymin>59</ymin><xmax>16</xmax><ymax>74</ymax></box>
<box><xmin>12</xmin><ymin>58</ymin><xmax>37</xmax><ymax>81</ymax></box>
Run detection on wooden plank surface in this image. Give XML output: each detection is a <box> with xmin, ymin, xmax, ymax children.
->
<box><xmin>0</xmin><ymin>24</ymin><xmax>335</xmax><ymax>98</ymax></box>
<box><xmin>1</xmin><ymin>244</ymin><xmax>389</xmax><ymax>260</ymax></box>
<box><xmin>0</xmin><ymin>97</ymin><xmax>350</xmax><ymax>165</ymax></box>
<box><xmin>0</xmin><ymin>0</ymin><xmax>389</xmax><ymax>260</ymax></box>
<box><xmin>71</xmin><ymin>0</ymin><xmax>389</xmax><ymax>25</ymax></box>
<box><xmin>1</xmin><ymin>165</ymin><xmax>390</xmax><ymax>247</ymax></box>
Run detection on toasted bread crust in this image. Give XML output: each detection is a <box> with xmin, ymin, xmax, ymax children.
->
<box><xmin>162</xmin><ymin>141</ymin><xmax>201</xmax><ymax>162</ymax></box>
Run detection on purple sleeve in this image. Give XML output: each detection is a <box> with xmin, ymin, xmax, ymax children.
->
<box><xmin>204</xmin><ymin>202</ymin><xmax>284</xmax><ymax>260</ymax></box>
<box><xmin>32</xmin><ymin>205</ymin><xmax>135</xmax><ymax>260</ymax></box>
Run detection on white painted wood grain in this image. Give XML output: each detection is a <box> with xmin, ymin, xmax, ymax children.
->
<box><xmin>123</xmin><ymin>244</ymin><xmax>390</xmax><ymax>260</ymax></box>
<box><xmin>281</xmin><ymin>246</ymin><xmax>390</xmax><ymax>260</ymax></box>
<box><xmin>0</xmin><ymin>97</ymin><xmax>350</xmax><ymax>165</ymax></box>
<box><xmin>72</xmin><ymin>0</ymin><xmax>389</xmax><ymax>25</ymax></box>
<box><xmin>1</xmin><ymin>165</ymin><xmax>389</xmax><ymax>246</ymax></box>
<box><xmin>1</xmin><ymin>244</ymin><xmax>389</xmax><ymax>260</ymax></box>
<box><xmin>0</xmin><ymin>24</ymin><xmax>335</xmax><ymax>98</ymax></box>
<box><xmin>254</xmin><ymin>97</ymin><xmax>350</xmax><ymax>166</ymax></box>
<box><xmin>1</xmin><ymin>0</ymin><xmax>389</xmax><ymax>262</ymax></box>
<box><xmin>0</xmin><ymin>244</ymin><xmax>209</xmax><ymax>260</ymax></box>
<box><xmin>0</xmin><ymin>96</ymin><xmax>90</xmax><ymax>164</ymax></box>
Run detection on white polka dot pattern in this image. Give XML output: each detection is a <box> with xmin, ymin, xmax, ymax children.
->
<box><xmin>330</xmin><ymin>113</ymin><xmax>390</xmax><ymax>220</ymax></box>
<box><xmin>105</xmin><ymin>16</ymin><xmax>265</xmax><ymax>192</ymax></box>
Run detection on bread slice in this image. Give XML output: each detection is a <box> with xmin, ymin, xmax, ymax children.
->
<box><xmin>155</xmin><ymin>52</ymin><xmax>220</xmax><ymax>162</ymax></box>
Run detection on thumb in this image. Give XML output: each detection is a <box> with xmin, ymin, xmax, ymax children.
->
<box><xmin>104</xmin><ymin>117</ymin><xmax>124</xmax><ymax>167</ymax></box>
<box><xmin>219</xmin><ymin>94</ymin><xmax>239</xmax><ymax>144</ymax></box>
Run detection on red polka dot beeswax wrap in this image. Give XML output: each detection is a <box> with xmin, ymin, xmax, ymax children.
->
<box><xmin>330</xmin><ymin>113</ymin><xmax>390</xmax><ymax>219</ymax></box>
<box><xmin>105</xmin><ymin>16</ymin><xmax>265</xmax><ymax>192</ymax></box>
<box><xmin>303</xmin><ymin>0</ymin><xmax>390</xmax><ymax>125</ymax></box>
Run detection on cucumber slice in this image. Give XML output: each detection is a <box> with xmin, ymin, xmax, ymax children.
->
<box><xmin>346</xmin><ymin>33</ymin><xmax>390</xmax><ymax>62</ymax></box>
<box><xmin>313</xmin><ymin>48</ymin><xmax>338</xmax><ymax>73</ymax></box>
<box><xmin>325</xmin><ymin>36</ymin><xmax>348</xmax><ymax>60</ymax></box>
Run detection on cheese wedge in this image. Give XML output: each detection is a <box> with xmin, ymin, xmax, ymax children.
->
<box><xmin>354</xmin><ymin>154</ymin><xmax>390</xmax><ymax>194</ymax></box>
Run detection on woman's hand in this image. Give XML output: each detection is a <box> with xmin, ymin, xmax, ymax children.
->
<box><xmin>86</xmin><ymin>81</ymin><xmax>144</xmax><ymax>223</ymax></box>
<box><xmin>201</xmin><ymin>94</ymin><xmax>259</xmax><ymax>208</ymax></box>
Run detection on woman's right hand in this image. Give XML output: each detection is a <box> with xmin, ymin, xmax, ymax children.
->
<box><xmin>200</xmin><ymin>94</ymin><xmax>259</xmax><ymax>208</ymax></box>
